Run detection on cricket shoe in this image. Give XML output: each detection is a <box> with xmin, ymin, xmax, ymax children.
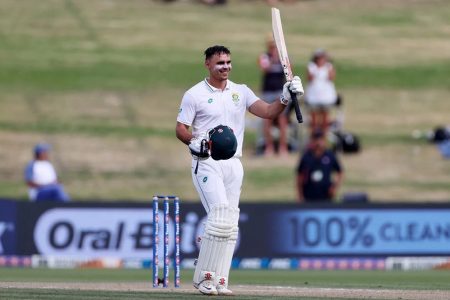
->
<box><xmin>216</xmin><ymin>285</ymin><xmax>233</xmax><ymax>296</ymax></box>
<box><xmin>194</xmin><ymin>271</ymin><xmax>218</xmax><ymax>296</ymax></box>
<box><xmin>216</xmin><ymin>276</ymin><xmax>233</xmax><ymax>296</ymax></box>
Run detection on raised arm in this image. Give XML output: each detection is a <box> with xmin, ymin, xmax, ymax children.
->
<box><xmin>249</xmin><ymin>75</ymin><xmax>304</xmax><ymax>119</ymax></box>
<box><xmin>248</xmin><ymin>99</ymin><xmax>286</xmax><ymax>120</ymax></box>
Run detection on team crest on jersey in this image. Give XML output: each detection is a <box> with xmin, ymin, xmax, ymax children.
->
<box><xmin>208</xmin><ymin>98</ymin><xmax>214</xmax><ymax>104</ymax></box>
<box><xmin>231</xmin><ymin>93</ymin><xmax>240</xmax><ymax>105</ymax></box>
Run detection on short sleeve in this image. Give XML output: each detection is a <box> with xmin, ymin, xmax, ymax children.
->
<box><xmin>242</xmin><ymin>84</ymin><xmax>260</xmax><ymax>109</ymax></box>
<box><xmin>177</xmin><ymin>91</ymin><xmax>196</xmax><ymax>126</ymax></box>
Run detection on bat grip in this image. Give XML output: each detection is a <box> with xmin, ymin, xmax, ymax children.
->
<box><xmin>290</xmin><ymin>91</ymin><xmax>303</xmax><ymax>123</ymax></box>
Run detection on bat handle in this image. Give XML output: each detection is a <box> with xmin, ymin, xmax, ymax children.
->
<box><xmin>289</xmin><ymin>91</ymin><xmax>303</xmax><ymax>123</ymax></box>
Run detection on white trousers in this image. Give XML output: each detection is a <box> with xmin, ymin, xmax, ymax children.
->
<box><xmin>191</xmin><ymin>157</ymin><xmax>243</xmax><ymax>287</ymax></box>
<box><xmin>191</xmin><ymin>157</ymin><xmax>243</xmax><ymax>212</ymax></box>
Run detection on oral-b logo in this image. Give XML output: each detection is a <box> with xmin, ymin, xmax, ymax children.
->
<box><xmin>34</xmin><ymin>208</ymin><xmax>172</xmax><ymax>258</ymax></box>
<box><xmin>33</xmin><ymin>208</ymin><xmax>248</xmax><ymax>259</ymax></box>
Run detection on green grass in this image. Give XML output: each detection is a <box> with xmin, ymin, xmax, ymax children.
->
<box><xmin>335</xmin><ymin>62</ymin><xmax>450</xmax><ymax>89</ymax></box>
<box><xmin>0</xmin><ymin>0</ymin><xmax>450</xmax><ymax>201</ymax></box>
<box><xmin>1</xmin><ymin>268</ymin><xmax>450</xmax><ymax>290</ymax></box>
<box><xmin>0</xmin><ymin>289</ymin><xmax>350</xmax><ymax>300</ymax></box>
<box><xmin>0</xmin><ymin>120</ymin><xmax>173</xmax><ymax>138</ymax></box>
<box><xmin>1</xmin><ymin>289</ymin><xmax>295</xmax><ymax>300</ymax></box>
<box><xmin>1</xmin><ymin>269</ymin><xmax>449</xmax><ymax>299</ymax></box>
<box><xmin>1</xmin><ymin>1</ymin><xmax>449</xmax><ymax>92</ymax></box>
<box><xmin>1</xmin><ymin>59</ymin><xmax>449</xmax><ymax>92</ymax></box>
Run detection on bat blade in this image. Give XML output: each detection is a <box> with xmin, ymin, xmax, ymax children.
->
<box><xmin>271</xmin><ymin>7</ymin><xmax>303</xmax><ymax>123</ymax></box>
<box><xmin>271</xmin><ymin>8</ymin><xmax>293</xmax><ymax>81</ymax></box>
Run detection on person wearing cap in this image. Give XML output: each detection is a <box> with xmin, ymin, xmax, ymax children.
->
<box><xmin>24</xmin><ymin>143</ymin><xmax>70</xmax><ymax>202</ymax></box>
<box><xmin>305</xmin><ymin>48</ymin><xmax>338</xmax><ymax>134</ymax></box>
<box><xmin>257</xmin><ymin>34</ymin><xmax>289</xmax><ymax>156</ymax></box>
<box><xmin>296</xmin><ymin>130</ymin><xmax>343</xmax><ymax>202</ymax></box>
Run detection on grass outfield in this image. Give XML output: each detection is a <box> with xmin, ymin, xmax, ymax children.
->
<box><xmin>1</xmin><ymin>289</ymin><xmax>289</xmax><ymax>300</ymax></box>
<box><xmin>0</xmin><ymin>0</ymin><xmax>449</xmax><ymax>201</ymax></box>
<box><xmin>1</xmin><ymin>268</ymin><xmax>450</xmax><ymax>289</ymax></box>
<box><xmin>1</xmin><ymin>268</ymin><xmax>450</xmax><ymax>300</ymax></box>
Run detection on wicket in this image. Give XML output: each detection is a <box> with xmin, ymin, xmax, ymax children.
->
<box><xmin>152</xmin><ymin>195</ymin><xmax>180</xmax><ymax>288</ymax></box>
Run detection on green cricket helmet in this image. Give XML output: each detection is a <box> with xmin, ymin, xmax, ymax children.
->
<box><xmin>208</xmin><ymin>125</ymin><xmax>237</xmax><ymax>160</ymax></box>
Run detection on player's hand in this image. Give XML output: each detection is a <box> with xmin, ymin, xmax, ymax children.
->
<box><xmin>189</xmin><ymin>133</ymin><xmax>210</xmax><ymax>160</ymax></box>
<box><xmin>290</xmin><ymin>76</ymin><xmax>304</xmax><ymax>95</ymax></box>
<box><xmin>280</xmin><ymin>76</ymin><xmax>304</xmax><ymax>105</ymax></box>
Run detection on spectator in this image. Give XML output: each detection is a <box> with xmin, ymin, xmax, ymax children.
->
<box><xmin>296</xmin><ymin>130</ymin><xmax>343</xmax><ymax>202</ymax></box>
<box><xmin>24</xmin><ymin>143</ymin><xmax>70</xmax><ymax>202</ymax></box>
<box><xmin>258</xmin><ymin>34</ymin><xmax>289</xmax><ymax>156</ymax></box>
<box><xmin>305</xmin><ymin>48</ymin><xmax>337</xmax><ymax>134</ymax></box>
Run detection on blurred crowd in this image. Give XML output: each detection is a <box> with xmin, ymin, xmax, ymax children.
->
<box><xmin>255</xmin><ymin>33</ymin><xmax>363</xmax><ymax>204</ymax></box>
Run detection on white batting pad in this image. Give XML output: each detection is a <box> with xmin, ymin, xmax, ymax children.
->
<box><xmin>216</xmin><ymin>207</ymin><xmax>240</xmax><ymax>285</ymax></box>
<box><xmin>194</xmin><ymin>205</ymin><xmax>234</xmax><ymax>285</ymax></box>
<box><xmin>205</xmin><ymin>204</ymin><xmax>233</xmax><ymax>235</ymax></box>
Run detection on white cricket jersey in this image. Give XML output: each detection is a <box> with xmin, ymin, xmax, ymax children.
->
<box><xmin>177</xmin><ymin>79</ymin><xmax>259</xmax><ymax>157</ymax></box>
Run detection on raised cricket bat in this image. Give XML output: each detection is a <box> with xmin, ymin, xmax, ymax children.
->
<box><xmin>271</xmin><ymin>7</ymin><xmax>303</xmax><ymax>123</ymax></box>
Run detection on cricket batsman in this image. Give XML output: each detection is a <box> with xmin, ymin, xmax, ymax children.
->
<box><xmin>176</xmin><ymin>45</ymin><xmax>303</xmax><ymax>295</ymax></box>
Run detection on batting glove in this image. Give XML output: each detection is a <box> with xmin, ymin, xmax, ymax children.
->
<box><xmin>189</xmin><ymin>133</ymin><xmax>210</xmax><ymax>160</ymax></box>
<box><xmin>280</xmin><ymin>76</ymin><xmax>304</xmax><ymax>105</ymax></box>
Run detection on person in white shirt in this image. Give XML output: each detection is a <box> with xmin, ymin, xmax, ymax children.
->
<box><xmin>24</xmin><ymin>143</ymin><xmax>70</xmax><ymax>202</ymax></box>
<box><xmin>305</xmin><ymin>48</ymin><xmax>337</xmax><ymax>134</ymax></box>
<box><xmin>176</xmin><ymin>45</ymin><xmax>303</xmax><ymax>296</ymax></box>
